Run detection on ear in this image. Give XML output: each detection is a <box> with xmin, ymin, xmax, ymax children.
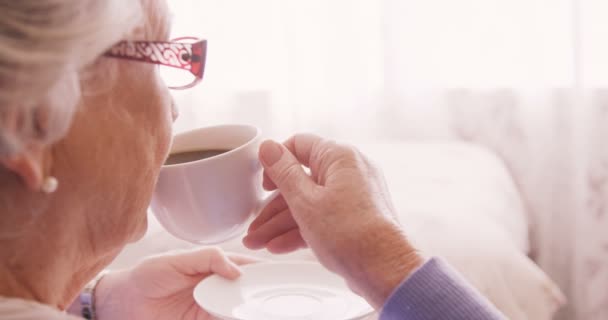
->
<box><xmin>0</xmin><ymin>145</ymin><xmax>45</xmax><ymax>191</ymax></box>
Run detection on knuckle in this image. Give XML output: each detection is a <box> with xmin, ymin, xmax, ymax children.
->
<box><xmin>317</xmin><ymin>140</ymin><xmax>354</xmax><ymax>162</ymax></box>
<box><xmin>336</xmin><ymin>144</ymin><xmax>361</xmax><ymax>161</ymax></box>
<box><xmin>310</xmin><ymin>141</ymin><xmax>332</xmax><ymax>166</ymax></box>
<box><xmin>205</xmin><ymin>246</ymin><xmax>224</xmax><ymax>257</ymax></box>
<box><xmin>334</xmin><ymin>144</ymin><xmax>368</xmax><ymax>170</ymax></box>
<box><xmin>277</xmin><ymin>162</ymin><xmax>302</xmax><ymax>182</ymax></box>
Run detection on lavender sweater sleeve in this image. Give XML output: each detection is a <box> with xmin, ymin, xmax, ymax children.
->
<box><xmin>380</xmin><ymin>258</ymin><xmax>506</xmax><ymax>320</ymax></box>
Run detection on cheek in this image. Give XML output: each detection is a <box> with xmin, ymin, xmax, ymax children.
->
<box><xmin>158</xmin><ymin>121</ymin><xmax>172</xmax><ymax>165</ymax></box>
<box><xmin>118</xmin><ymin>66</ymin><xmax>174</xmax><ymax>177</ymax></box>
<box><xmin>157</xmin><ymin>97</ymin><xmax>174</xmax><ymax>162</ymax></box>
<box><xmin>158</xmin><ymin>86</ymin><xmax>174</xmax><ymax>156</ymax></box>
<box><xmin>143</xmin><ymin>81</ymin><xmax>174</xmax><ymax>165</ymax></box>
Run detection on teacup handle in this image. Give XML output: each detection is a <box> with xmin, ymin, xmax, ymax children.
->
<box><xmin>255</xmin><ymin>190</ymin><xmax>281</xmax><ymax>215</ymax></box>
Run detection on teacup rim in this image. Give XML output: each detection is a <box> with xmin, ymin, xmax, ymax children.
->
<box><xmin>162</xmin><ymin>124</ymin><xmax>260</xmax><ymax>169</ymax></box>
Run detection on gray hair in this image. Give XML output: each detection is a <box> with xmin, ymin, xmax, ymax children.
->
<box><xmin>0</xmin><ymin>0</ymin><xmax>144</xmax><ymax>157</ymax></box>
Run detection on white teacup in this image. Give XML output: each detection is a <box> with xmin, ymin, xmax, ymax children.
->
<box><xmin>150</xmin><ymin>124</ymin><xmax>265</xmax><ymax>244</ymax></box>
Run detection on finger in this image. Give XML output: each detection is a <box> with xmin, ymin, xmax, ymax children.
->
<box><xmin>168</xmin><ymin>247</ymin><xmax>241</xmax><ymax>280</ymax></box>
<box><xmin>262</xmin><ymin>133</ymin><xmax>322</xmax><ymax>191</ymax></box>
<box><xmin>248</xmin><ymin>195</ymin><xmax>288</xmax><ymax>232</ymax></box>
<box><xmin>266</xmin><ymin>228</ymin><xmax>308</xmax><ymax>254</ymax></box>
<box><xmin>283</xmin><ymin>134</ymin><xmax>335</xmax><ymax>184</ymax></box>
<box><xmin>205</xmin><ymin>248</ymin><xmax>242</xmax><ymax>280</ymax></box>
<box><xmin>263</xmin><ymin>171</ymin><xmax>277</xmax><ymax>191</ymax></box>
<box><xmin>282</xmin><ymin>134</ymin><xmax>325</xmax><ymax>168</ymax></box>
<box><xmin>243</xmin><ymin>208</ymin><xmax>299</xmax><ymax>249</ymax></box>
<box><xmin>259</xmin><ymin>140</ymin><xmax>317</xmax><ymax>200</ymax></box>
<box><xmin>227</xmin><ymin>253</ymin><xmax>265</xmax><ymax>265</ymax></box>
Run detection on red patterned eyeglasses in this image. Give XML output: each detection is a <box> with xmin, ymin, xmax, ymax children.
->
<box><xmin>104</xmin><ymin>37</ymin><xmax>207</xmax><ymax>90</ymax></box>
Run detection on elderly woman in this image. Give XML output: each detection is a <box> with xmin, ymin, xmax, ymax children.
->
<box><xmin>0</xmin><ymin>0</ymin><xmax>254</xmax><ymax>319</ymax></box>
<box><xmin>0</xmin><ymin>0</ymin><xmax>507</xmax><ymax>319</ymax></box>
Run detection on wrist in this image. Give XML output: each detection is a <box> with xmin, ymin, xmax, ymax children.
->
<box><xmin>67</xmin><ymin>271</ymin><xmax>109</xmax><ymax>319</ymax></box>
<box><xmin>93</xmin><ymin>270</ymin><xmax>131</xmax><ymax>320</ymax></box>
<box><xmin>344</xmin><ymin>220</ymin><xmax>424</xmax><ymax>309</ymax></box>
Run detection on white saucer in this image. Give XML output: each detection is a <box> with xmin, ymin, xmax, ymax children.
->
<box><xmin>193</xmin><ymin>261</ymin><xmax>374</xmax><ymax>320</ymax></box>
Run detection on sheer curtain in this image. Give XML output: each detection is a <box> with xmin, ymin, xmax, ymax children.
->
<box><xmin>167</xmin><ymin>1</ymin><xmax>608</xmax><ymax>319</ymax></box>
<box><xmin>169</xmin><ymin>0</ymin><xmax>384</xmax><ymax>138</ymax></box>
<box><xmin>168</xmin><ymin>0</ymin><xmax>585</xmax><ymax>138</ymax></box>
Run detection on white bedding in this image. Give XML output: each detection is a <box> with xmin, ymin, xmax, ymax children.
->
<box><xmin>110</xmin><ymin>141</ymin><xmax>565</xmax><ymax>319</ymax></box>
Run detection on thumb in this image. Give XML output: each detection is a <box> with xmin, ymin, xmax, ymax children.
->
<box><xmin>259</xmin><ymin>140</ymin><xmax>316</xmax><ymax>200</ymax></box>
<box><xmin>155</xmin><ymin>247</ymin><xmax>242</xmax><ymax>280</ymax></box>
<box><xmin>206</xmin><ymin>249</ymin><xmax>242</xmax><ymax>280</ymax></box>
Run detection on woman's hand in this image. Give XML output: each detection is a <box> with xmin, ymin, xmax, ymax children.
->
<box><xmin>94</xmin><ymin>247</ymin><xmax>257</xmax><ymax>320</ymax></box>
<box><xmin>243</xmin><ymin>134</ymin><xmax>424</xmax><ymax>308</ymax></box>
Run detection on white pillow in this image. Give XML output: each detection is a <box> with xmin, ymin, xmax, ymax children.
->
<box><xmin>359</xmin><ymin>141</ymin><xmax>530</xmax><ymax>252</ymax></box>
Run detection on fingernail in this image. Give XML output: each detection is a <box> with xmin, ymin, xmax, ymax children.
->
<box><xmin>243</xmin><ymin>236</ymin><xmax>263</xmax><ymax>250</ymax></box>
<box><xmin>260</xmin><ymin>141</ymin><xmax>283</xmax><ymax>167</ymax></box>
<box><xmin>248</xmin><ymin>222</ymin><xmax>260</xmax><ymax>232</ymax></box>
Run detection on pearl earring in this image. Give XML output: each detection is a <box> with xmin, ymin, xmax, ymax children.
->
<box><xmin>41</xmin><ymin>176</ymin><xmax>58</xmax><ymax>194</ymax></box>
